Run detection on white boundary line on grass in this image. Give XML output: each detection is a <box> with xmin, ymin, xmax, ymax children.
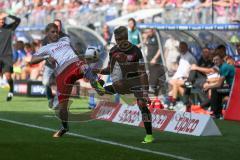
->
<box><xmin>0</xmin><ymin>118</ymin><xmax>193</xmax><ymax>160</ymax></box>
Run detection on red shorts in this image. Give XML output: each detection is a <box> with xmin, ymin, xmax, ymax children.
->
<box><xmin>56</xmin><ymin>60</ymin><xmax>85</xmax><ymax>104</ymax></box>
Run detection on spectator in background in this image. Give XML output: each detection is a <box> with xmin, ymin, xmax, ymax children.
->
<box><xmin>194</xmin><ymin>0</ymin><xmax>212</xmax><ymax>23</ymax></box>
<box><xmin>144</xmin><ymin>29</ymin><xmax>160</xmax><ymax>63</ymax></box>
<box><xmin>213</xmin><ymin>0</ymin><xmax>237</xmax><ymax>23</ymax></box>
<box><xmin>21</xmin><ymin>43</ymin><xmax>34</xmax><ymax>80</ymax></box>
<box><xmin>29</xmin><ymin>0</ymin><xmax>46</xmax><ymax>26</ymax></box>
<box><xmin>215</xmin><ymin>44</ymin><xmax>235</xmax><ymax>65</ymax></box>
<box><xmin>101</xmin><ymin>0</ymin><xmax>119</xmax><ymax>22</ymax></box>
<box><xmin>128</xmin><ymin>18</ymin><xmax>141</xmax><ymax>47</ymax></box>
<box><xmin>102</xmin><ymin>24</ymin><xmax>112</xmax><ymax>45</ymax></box>
<box><xmin>28</xmin><ymin>42</ymin><xmax>44</xmax><ymax>80</ymax></box>
<box><xmin>159</xmin><ymin>0</ymin><xmax>182</xmax><ymax>8</ymax></box>
<box><xmin>183</xmin><ymin>47</ymin><xmax>216</xmax><ymax>110</ymax></box>
<box><xmin>81</xmin><ymin>0</ymin><xmax>93</xmax><ymax>13</ymax></box>
<box><xmin>168</xmin><ymin>41</ymin><xmax>197</xmax><ymax>107</ymax></box>
<box><xmin>143</xmin><ymin>29</ymin><xmax>165</xmax><ymax>95</ymax></box>
<box><xmin>21</xmin><ymin>43</ymin><xmax>43</xmax><ymax>80</ymax></box>
<box><xmin>68</xmin><ymin>0</ymin><xmax>83</xmax><ymax>17</ymax></box>
<box><xmin>0</xmin><ymin>11</ymin><xmax>21</xmax><ymax>101</ymax></box>
<box><xmin>54</xmin><ymin>0</ymin><xmax>66</xmax><ymax>11</ymax></box>
<box><xmin>13</xmin><ymin>41</ymin><xmax>26</xmax><ymax>80</ymax></box>
<box><xmin>42</xmin><ymin>19</ymin><xmax>68</xmax><ymax>108</ymax></box>
<box><xmin>140</xmin><ymin>0</ymin><xmax>156</xmax><ymax>9</ymax></box>
<box><xmin>163</xmin><ymin>35</ymin><xmax>180</xmax><ymax>76</ymax></box>
<box><xmin>181</xmin><ymin>0</ymin><xmax>199</xmax><ymax>9</ymax></box>
<box><xmin>204</xmin><ymin>53</ymin><xmax>235</xmax><ymax>119</ymax></box>
<box><xmin>122</xmin><ymin>0</ymin><xmax>138</xmax><ymax>14</ymax></box>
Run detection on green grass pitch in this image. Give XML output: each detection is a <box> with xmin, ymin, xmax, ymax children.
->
<box><xmin>1</xmin><ymin>88</ymin><xmax>240</xmax><ymax>160</ymax></box>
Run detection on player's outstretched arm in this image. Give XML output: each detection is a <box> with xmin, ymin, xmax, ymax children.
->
<box><xmin>29</xmin><ymin>55</ymin><xmax>50</xmax><ymax>65</ymax></box>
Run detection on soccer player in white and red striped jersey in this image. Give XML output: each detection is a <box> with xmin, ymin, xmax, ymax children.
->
<box><xmin>30</xmin><ymin>23</ymin><xmax>105</xmax><ymax>137</ymax></box>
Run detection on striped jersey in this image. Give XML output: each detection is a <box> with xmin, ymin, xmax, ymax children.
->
<box><xmin>34</xmin><ymin>37</ymin><xmax>78</xmax><ymax>70</ymax></box>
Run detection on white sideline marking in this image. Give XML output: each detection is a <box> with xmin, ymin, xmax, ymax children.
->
<box><xmin>0</xmin><ymin>118</ymin><xmax>192</xmax><ymax>160</ymax></box>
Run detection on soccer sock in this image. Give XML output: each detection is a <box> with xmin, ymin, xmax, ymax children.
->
<box><xmin>46</xmin><ymin>86</ymin><xmax>53</xmax><ymax>100</ymax></box>
<box><xmin>104</xmin><ymin>85</ymin><xmax>116</xmax><ymax>94</ymax></box>
<box><xmin>7</xmin><ymin>79</ymin><xmax>13</xmax><ymax>93</ymax></box>
<box><xmin>62</xmin><ymin>121</ymin><xmax>69</xmax><ymax>130</ymax></box>
<box><xmin>59</xmin><ymin>102</ymin><xmax>69</xmax><ymax>130</ymax></box>
<box><xmin>141</xmin><ymin>107</ymin><xmax>152</xmax><ymax>135</ymax></box>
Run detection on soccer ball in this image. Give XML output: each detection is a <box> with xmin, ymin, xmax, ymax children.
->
<box><xmin>84</xmin><ymin>46</ymin><xmax>100</xmax><ymax>60</ymax></box>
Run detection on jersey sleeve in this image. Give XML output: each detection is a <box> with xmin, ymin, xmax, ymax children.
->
<box><xmin>6</xmin><ymin>15</ymin><xmax>21</xmax><ymax>31</ymax></box>
<box><xmin>220</xmin><ymin>64</ymin><xmax>230</xmax><ymax>78</ymax></box>
<box><xmin>34</xmin><ymin>46</ymin><xmax>48</xmax><ymax>56</ymax></box>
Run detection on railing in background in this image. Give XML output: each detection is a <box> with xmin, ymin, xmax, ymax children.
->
<box><xmin>153</xmin><ymin>6</ymin><xmax>240</xmax><ymax>24</ymax></box>
<box><xmin>17</xmin><ymin>6</ymin><xmax>240</xmax><ymax>28</ymax></box>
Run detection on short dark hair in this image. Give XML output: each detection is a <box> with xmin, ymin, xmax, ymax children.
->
<box><xmin>54</xmin><ymin>19</ymin><xmax>62</xmax><ymax>24</ymax></box>
<box><xmin>114</xmin><ymin>26</ymin><xmax>128</xmax><ymax>40</ymax></box>
<box><xmin>128</xmin><ymin>18</ymin><xmax>136</xmax><ymax>26</ymax></box>
<box><xmin>45</xmin><ymin>23</ymin><xmax>58</xmax><ymax>33</ymax></box>
<box><xmin>212</xmin><ymin>52</ymin><xmax>221</xmax><ymax>58</ymax></box>
<box><xmin>24</xmin><ymin>43</ymin><xmax>31</xmax><ymax>49</ymax></box>
<box><xmin>179</xmin><ymin>41</ymin><xmax>188</xmax><ymax>47</ymax></box>
<box><xmin>216</xmin><ymin>44</ymin><xmax>226</xmax><ymax>50</ymax></box>
<box><xmin>216</xmin><ymin>44</ymin><xmax>226</xmax><ymax>58</ymax></box>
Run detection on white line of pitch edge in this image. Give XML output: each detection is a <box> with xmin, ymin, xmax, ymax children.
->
<box><xmin>0</xmin><ymin>118</ymin><xmax>193</xmax><ymax>160</ymax></box>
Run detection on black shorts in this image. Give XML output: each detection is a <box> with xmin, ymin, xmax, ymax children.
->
<box><xmin>0</xmin><ymin>60</ymin><xmax>13</xmax><ymax>74</ymax></box>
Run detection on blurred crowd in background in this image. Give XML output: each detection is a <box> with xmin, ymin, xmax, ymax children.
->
<box><xmin>0</xmin><ymin>0</ymin><xmax>240</xmax><ymax>82</ymax></box>
<box><xmin>0</xmin><ymin>0</ymin><xmax>240</xmax><ymax>27</ymax></box>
